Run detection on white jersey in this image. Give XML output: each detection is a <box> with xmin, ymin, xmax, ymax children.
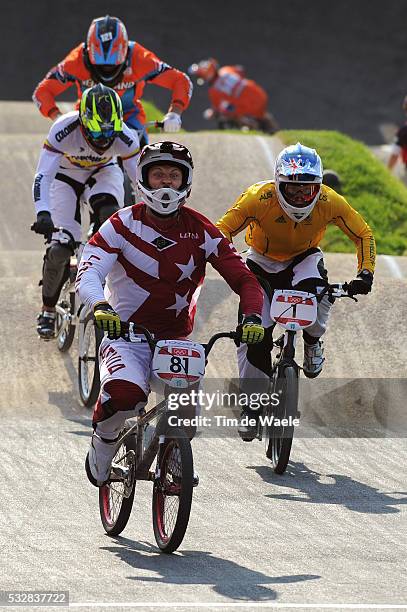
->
<box><xmin>33</xmin><ymin>111</ymin><xmax>140</xmax><ymax>214</ymax></box>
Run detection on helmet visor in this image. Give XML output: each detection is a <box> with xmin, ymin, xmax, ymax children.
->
<box><xmin>86</xmin><ymin>129</ymin><xmax>115</xmax><ymax>149</ymax></box>
<box><xmin>280</xmin><ymin>183</ymin><xmax>319</xmax><ymax>208</ymax></box>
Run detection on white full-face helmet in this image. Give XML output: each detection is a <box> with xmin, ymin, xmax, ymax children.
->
<box><xmin>274</xmin><ymin>142</ymin><xmax>323</xmax><ymax>222</ymax></box>
<box><xmin>136</xmin><ymin>141</ymin><xmax>194</xmax><ymax>215</ymax></box>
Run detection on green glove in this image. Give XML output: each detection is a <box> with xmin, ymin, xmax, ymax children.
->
<box><xmin>240</xmin><ymin>314</ymin><xmax>265</xmax><ymax>344</ymax></box>
<box><xmin>93</xmin><ymin>302</ymin><xmax>121</xmax><ymax>339</ymax></box>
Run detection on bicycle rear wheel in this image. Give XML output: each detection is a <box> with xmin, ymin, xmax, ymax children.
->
<box><xmin>99</xmin><ymin>434</ymin><xmax>137</xmax><ymax>536</ymax></box>
<box><xmin>78</xmin><ymin>311</ymin><xmax>103</xmax><ymax>407</ymax></box>
<box><xmin>152</xmin><ymin>429</ymin><xmax>193</xmax><ymax>553</ymax></box>
<box><xmin>265</xmin><ymin>366</ymin><xmax>299</xmax><ymax>474</ymax></box>
<box><xmin>56</xmin><ymin>284</ymin><xmax>75</xmax><ymax>352</ymax></box>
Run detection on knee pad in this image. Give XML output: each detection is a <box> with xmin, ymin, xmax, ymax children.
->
<box><xmin>92</xmin><ymin>379</ymin><xmax>147</xmax><ymax>425</ymax></box>
<box><xmin>44</xmin><ymin>242</ymin><xmax>72</xmax><ymax>266</ymax></box>
<box><xmin>89</xmin><ymin>193</ymin><xmax>119</xmax><ymax>228</ymax></box>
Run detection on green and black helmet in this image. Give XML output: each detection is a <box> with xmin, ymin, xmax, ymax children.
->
<box><xmin>79</xmin><ymin>84</ymin><xmax>123</xmax><ymax>149</ymax></box>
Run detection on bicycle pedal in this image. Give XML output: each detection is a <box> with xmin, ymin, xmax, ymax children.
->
<box><xmin>109</xmin><ymin>464</ymin><xmax>129</xmax><ymax>481</ymax></box>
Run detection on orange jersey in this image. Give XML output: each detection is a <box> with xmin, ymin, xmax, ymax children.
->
<box><xmin>208</xmin><ymin>66</ymin><xmax>268</xmax><ymax>119</ymax></box>
<box><xmin>33</xmin><ymin>42</ymin><xmax>192</xmax><ymax>128</ymax></box>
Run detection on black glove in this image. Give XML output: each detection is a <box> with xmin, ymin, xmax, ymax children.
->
<box><xmin>93</xmin><ymin>301</ymin><xmax>121</xmax><ymax>339</ymax></box>
<box><xmin>32</xmin><ymin>211</ymin><xmax>54</xmax><ymax>237</ymax></box>
<box><xmin>348</xmin><ymin>269</ymin><xmax>373</xmax><ymax>296</ymax></box>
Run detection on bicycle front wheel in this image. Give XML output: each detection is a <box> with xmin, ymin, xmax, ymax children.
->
<box><xmin>78</xmin><ymin>311</ymin><xmax>103</xmax><ymax>407</ymax></box>
<box><xmin>152</xmin><ymin>429</ymin><xmax>193</xmax><ymax>553</ymax></box>
<box><xmin>99</xmin><ymin>434</ymin><xmax>137</xmax><ymax>536</ymax></box>
<box><xmin>265</xmin><ymin>365</ymin><xmax>299</xmax><ymax>474</ymax></box>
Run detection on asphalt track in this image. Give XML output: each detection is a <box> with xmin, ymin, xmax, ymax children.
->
<box><xmin>0</xmin><ymin>103</ymin><xmax>406</xmax><ymax>610</ymax></box>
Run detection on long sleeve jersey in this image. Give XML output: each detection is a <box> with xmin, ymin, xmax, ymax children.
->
<box><xmin>33</xmin><ymin>42</ymin><xmax>193</xmax><ymax>128</ymax></box>
<box><xmin>216</xmin><ymin>182</ymin><xmax>376</xmax><ymax>274</ymax></box>
<box><xmin>76</xmin><ymin>204</ymin><xmax>263</xmax><ymax>339</ymax></box>
<box><xmin>32</xmin><ymin>111</ymin><xmax>140</xmax><ymax>214</ymax></box>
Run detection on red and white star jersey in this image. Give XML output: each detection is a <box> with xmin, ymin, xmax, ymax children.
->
<box><xmin>76</xmin><ymin>203</ymin><xmax>263</xmax><ymax>338</ymax></box>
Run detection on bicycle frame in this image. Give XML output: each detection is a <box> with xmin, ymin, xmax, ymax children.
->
<box><xmin>107</xmin><ymin>325</ymin><xmax>237</xmax><ymax>484</ymax></box>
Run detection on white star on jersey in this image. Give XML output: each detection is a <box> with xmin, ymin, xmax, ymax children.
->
<box><xmin>199</xmin><ymin>231</ymin><xmax>222</xmax><ymax>259</ymax></box>
<box><xmin>176</xmin><ymin>255</ymin><xmax>196</xmax><ymax>282</ymax></box>
<box><xmin>166</xmin><ymin>291</ymin><xmax>190</xmax><ymax>317</ymax></box>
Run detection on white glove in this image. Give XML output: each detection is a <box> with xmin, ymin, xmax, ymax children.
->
<box><xmin>163</xmin><ymin>112</ymin><xmax>182</xmax><ymax>133</ymax></box>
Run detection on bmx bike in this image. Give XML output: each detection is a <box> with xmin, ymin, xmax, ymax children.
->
<box><xmin>253</xmin><ymin>282</ymin><xmax>356</xmax><ymax>474</ymax></box>
<box><xmin>96</xmin><ymin>322</ymin><xmax>237</xmax><ymax>553</ymax></box>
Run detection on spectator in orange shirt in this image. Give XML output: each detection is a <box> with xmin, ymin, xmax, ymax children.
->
<box><xmin>188</xmin><ymin>58</ymin><xmax>278</xmax><ymax>133</ymax></box>
<box><xmin>33</xmin><ymin>15</ymin><xmax>193</xmax><ymax>146</ymax></box>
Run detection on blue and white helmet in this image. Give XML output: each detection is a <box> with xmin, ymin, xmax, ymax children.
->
<box><xmin>274</xmin><ymin>143</ymin><xmax>323</xmax><ymax>222</ymax></box>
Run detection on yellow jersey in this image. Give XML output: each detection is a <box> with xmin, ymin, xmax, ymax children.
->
<box><xmin>216</xmin><ymin>181</ymin><xmax>376</xmax><ymax>273</ymax></box>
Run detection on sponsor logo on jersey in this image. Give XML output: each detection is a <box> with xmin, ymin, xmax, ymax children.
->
<box><xmin>275</xmin><ymin>215</ymin><xmax>286</xmax><ymax>223</ymax></box>
<box><xmin>55</xmin><ymin>120</ymin><xmax>79</xmax><ymax>143</ymax></box>
<box><xmin>64</xmin><ymin>154</ymin><xmax>111</xmax><ymax>168</ymax></box>
<box><xmin>180</xmin><ymin>232</ymin><xmax>199</xmax><ymax>239</ymax></box>
<box><xmin>260</xmin><ymin>191</ymin><xmax>273</xmax><ymax>201</ymax></box>
<box><xmin>114</xmin><ymin>81</ymin><xmax>136</xmax><ymax>90</ymax></box>
<box><xmin>119</xmin><ymin>133</ymin><xmax>134</xmax><ymax>147</ymax></box>
<box><xmin>33</xmin><ymin>173</ymin><xmax>43</xmax><ymax>201</ymax></box>
<box><xmin>151</xmin><ymin>236</ymin><xmax>177</xmax><ymax>251</ymax></box>
<box><xmin>319</xmin><ymin>193</ymin><xmax>328</xmax><ymax>202</ymax></box>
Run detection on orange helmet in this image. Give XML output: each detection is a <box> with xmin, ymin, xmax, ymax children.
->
<box><xmin>86</xmin><ymin>15</ymin><xmax>128</xmax><ymax>86</ymax></box>
<box><xmin>188</xmin><ymin>58</ymin><xmax>219</xmax><ymax>84</ymax></box>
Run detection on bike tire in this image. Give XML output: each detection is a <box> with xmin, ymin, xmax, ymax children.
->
<box><xmin>56</xmin><ymin>286</ymin><xmax>75</xmax><ymax>352</ymax></box>
<box><xmin>152</xmin><ymin>428</ymin><xmax>193</xmax><ymax>553</ymax></box>
<box><xmin>99</xmin><ymin>434</ymin><xmax>137</xmax><ymax>536</ymax></box>
<box><xmin>78</xmin><ymin>311</ymin><xmax>103</xmax><ymax>407</ymax></box>
<box><xmin>265</xmin><ymin>366</ymin><xmax>299</xmax><ymax>474</ymax></box>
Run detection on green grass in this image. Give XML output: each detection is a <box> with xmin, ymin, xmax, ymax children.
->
<box><xmin>278</xmin><ymin>130</ymin><xmax>407</xmax><ymax>256</ymax></box>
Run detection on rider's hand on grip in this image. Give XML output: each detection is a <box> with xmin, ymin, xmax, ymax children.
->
<box><xmin>93</xmin><ymin>302</ymin><xmax>121</xmax><ymax>339</ymax></box>
<box><xmin>31</xmin><ymin>211</ymin><xmax>54</xmax><ymax>237</ymax></box>
<box><xmin>163</xmin><ymin>112</ymin><xmax>182</xmax><ymax>133</ymax></box>
<box><xmin>347</xmin><ymin>269</ymin><xmax>373</xmax><ymax>296</ymax></box>
<box><xmin>239</xmin><ymin>314</ymin><xmax>265</xmax><ymax>344</ymax></box>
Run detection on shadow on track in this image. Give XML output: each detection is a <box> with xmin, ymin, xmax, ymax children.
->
<box><xmin>249</xmin><ymin>462</ymin><xmax>407</xmax><ymax>515</ymax></box>
<box><xmin>101</xmin><ymin>536</ymin><xmax>319</xmax><ymax>601</ymax></box>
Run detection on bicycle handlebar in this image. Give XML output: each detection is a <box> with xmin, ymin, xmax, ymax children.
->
<box><xmin>144</xmin><ymin>120</ymin><xmax>165</xmax><ymax>129</ymax></box>
<box><xmin>119</xmin><ymin>321</ymin><xmax>238</xmax><ymax>357</ymax></box>
<box><xmin>319</xmin><ymin>282</ymin><xmax>358</xmax><ymax>301</ymax></box>
<box><xmin>30</xmin><ymin>224</ymin><xmax>79</xmax><ymax>250</ymax></box>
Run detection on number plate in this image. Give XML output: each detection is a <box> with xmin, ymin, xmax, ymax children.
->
<box><xmin>151</xmin><ymin>340</ymin><xmax>206</xmax><ymax>388</ymax></box>
<box><xmin>270</xmin><ymin>290</ymin><xmax>317</xmax><ymax>330</ymax></box>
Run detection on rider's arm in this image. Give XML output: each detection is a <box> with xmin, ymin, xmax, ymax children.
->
<box><xmin>117</xmin><ymin>125</ymin><xmax>141</xmax><ymax>185</ymax></box>
<box><xmin>330</xmin><ymin>193</ymin><xmax>376</xmax><ymax>274</ymax></box>
<box><xmin>32</xmin><ymin>143</ymin><xmax>63</xmax><ymax>214</ymax></box>
<box><xmin>75</xmin><ymin>213</ymin><xmax>124</xmax><ymax>310</ymax></box>
<box><xmin>203</xmin><ymin>223</ymin><xmax>263</xmax><ymax>317</ymax></box>
<box><xmin>132</xmin><ymin>44</ymin><xmax>193</xmax><ymax>114</ymax></box>
<box><xmin>215</xmin><ymin>184</ymin><xmax>262</xmax><ymax>242</ymax></box>
<box><xmin>32</xmin><ymin>45</ymin><xmax>82</xmax><ymax>119</ymax></box>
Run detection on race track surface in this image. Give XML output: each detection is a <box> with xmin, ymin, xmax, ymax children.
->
<box><xmin>0</xmin><ymin>103</ymin><xmax>406</xmax><ymax>610</ymax></box>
